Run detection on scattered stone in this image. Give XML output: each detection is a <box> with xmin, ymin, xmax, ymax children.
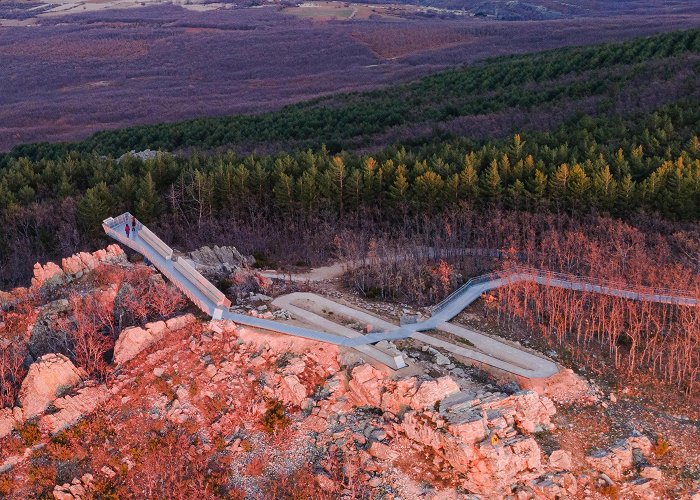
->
<box><xmin>368</xmin><ymin>477</ymin><xmax>382</xmax><ymax>488</ymax></box>
<box><xmin>640</xmin><ymin>465</ymin><xmax>663</xmax><ymax>481</ymax></box>
<box><xmin>549</xmin><ymin>449</ymin><xmax>572</xmax><ymax>470</ymax></box>
<box><xmin>435</xmin><ymin>352</ymin><xmax>451</xmax><ymax>366</ymax></box>
<box><xmin>587</xmin><ymin>435</ymin><xmax>653</xmax><ymax>480</ymax></box>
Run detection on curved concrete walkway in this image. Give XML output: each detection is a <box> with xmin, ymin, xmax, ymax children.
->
<box><xmin>103</xmin><ymin>213</ymin><xmax>698</xmax><ymax>375</ymax></box>
<box><xmin>273</xmin><ymin>292</ymin><xmax>558</xmax><ymax>378</ymax></box>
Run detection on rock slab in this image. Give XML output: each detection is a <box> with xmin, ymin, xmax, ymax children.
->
<box><xmin>19</xmin><ymin>354</ymin><xmax>82</xmax><ymax>419</ymax></box>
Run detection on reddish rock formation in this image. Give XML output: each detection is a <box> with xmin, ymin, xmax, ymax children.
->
<box><xmin>31</xmin><ymin>244</ymin><xmax>126</xmax><ymax>290</ymax></box>
<box><xmin>345</xmin><ymin>363</ymin><xmax>557</xmax><ymax>495</ymax></box>
<box><xmin>19</xmin><ymin>353</ymin><xmax>82</xmax><ymax>419</ymax></box>
<box><xmin>40</xmin><ymin>385</ymin><xmax>110</xmax><ymax>435</ymax></box>
<box><xmin>586</xmin><ymin>434</ymin><xmax>654</xmax><ymax>480</ymax></box>
<box><xmin>113</xmin><ymin>313</ymin><xmax>197</xmax><ymax>364</ymax></box>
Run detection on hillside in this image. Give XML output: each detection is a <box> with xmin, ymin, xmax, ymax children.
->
<box><xmin>1</xmin><ymin>245</ymin><xmax>699</xmax><ymax>498</ymax></box>
<box><xmin>4</xmin><ymin>27</ymin><xmax>698</xmax><ymax>159</ymax></box>
<box><xmin>2</xmin><ymin>1</ymin><xmax>699</xmax><ymax>150</ymax></box>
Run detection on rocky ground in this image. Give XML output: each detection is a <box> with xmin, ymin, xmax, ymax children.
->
<box><xmin>1</xmin><ymin>245</ymin><xmax>699</xmax><ymax>498</ymax></box>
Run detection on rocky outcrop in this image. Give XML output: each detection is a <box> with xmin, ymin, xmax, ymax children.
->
<box><xmin>30</xmin><ymin>261</ymin><xmax>65</xmax><ymax>290</ymax></box>
<box><xmin>19</xmin><ymin>354</ymin><xmax>82</xmax><ymax>419</ymax></box>
<box><xmin>40</xmin><ymin>385</ymin><xmax>110</xmax><ymax>434</ymax></box>
<box><xmin>61</xmin><ymin>244</ymin><xmax>125</xmax><ymax>276</ymax></box>
<box><xmin>113</xmin><ymin>314</ymin><xmax>197</xmax><ymax>364</ymax></box>
<box><xmin>586</xmin><ymin>434</ymin><xmax>654</xmax><ymax>480</ymax></box>
<box><xmin>397</xmin><ymin>388</ymin><xmax>555</xmax><ymax>494</ymax></box>
<box><xmin>345</xmin><ymin>363</ymin><xmax>556</xmax><ymax>495</ymax></box>
<box><xmin>27</xmin><ymin>298</ymin><xmax>71</xmax><ymax>358</ymax></box>
<box><xmin>31</xmin><ymin>245</ymin><xmax>126</xmax><ymax>290</ymax></box>
<box><xmin>188</xmin><ymin>245</ymin><xmax>248</xmax><ymax>273</ymax></box>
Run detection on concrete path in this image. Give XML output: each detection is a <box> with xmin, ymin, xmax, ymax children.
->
<box><xmin>274</xmin><ymin>292</ymin><xmax>558</xmax><ymax>378</ymax></box>
<box><xmin>103</xmin><ymin>213</ymin><xmax>697</xmax><ymax>375</ymax></box>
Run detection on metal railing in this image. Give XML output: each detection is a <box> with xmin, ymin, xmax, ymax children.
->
<box><xmin>510</xmin><ymin>265</ymin><xmax>698</xmax><ymax>298</ymax></box>
<box><xmin>433</xmin><ymin>265</ymin><xmax>698</xmax><ymax>314</ymax></box>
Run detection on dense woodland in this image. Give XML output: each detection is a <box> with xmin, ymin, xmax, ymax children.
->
<box><xmin>0</xmin><ymin>95</ymin><xmax>699</xmax><ymax>287</ymax></box>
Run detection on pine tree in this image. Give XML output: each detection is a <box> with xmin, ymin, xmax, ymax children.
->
<box><xmin>77</xmin><ymin>182</ymin><xmax>114</xmax><ymax>237</ymax></box>
<box><xmin>362</xmin><ymin>157</ymin><xmax>378</xmax><ymax>202</ymax></box>
<box><xmin>329</xmin><ymin>156</ymin><xmax>346</xmax><ymax>218</ymax></box>
<box><xmin>273</xmin><ymin>172</ymin><xmax>295</xmax><ymax>213</ymax></box>
<box><xmin>135</xmin><ymin>172</ymin><xmax>163</xmax><ymax>223</ymax></box>
<box><xmin>414</xmin><ymin>170</ymin><xmax>444</xmax><ymax>213</ymax></box>
<box><xmin>615</xmin><ymin>174</ymin><xmax>635</xmax><ymax>216</ymax></box>
<box><xmin>56</xmin><ymin>173</ymin><xmax>76</xmax><ymax>198</ymax></box>
<box><xmin>506</xmin><ymin>179</ymin><xmax>527</xmax><ymax>210</ymax></box>
<box><xmin>347</xmin><ymin>169</ymin><xmax>363</xmax><ymax>212</ymax></box>
<box><xmin>297</xmin><ymin>167</ymin><xmax>319</xmax><ymax>212</ymax></box>
<box><xmin>389</xmin><ymin>164</ymin><xmax>409</xmax><ymax>208</ymax></box>
<box><xmin>480</xmin><ymin>160</ymin><xmax>502</xmax><ymax>203</ymax></box>
<box><xmin>566</xmin><ymin>163</ymin><xmax>590</xmax><ymax>208</ymax></box>
<box><xmin>527</xmin><ymin>169</ymin><xmax>547</xmax><ymax>204</ymax></box>
<box><xmin>0</xmin><ymin>179</ymin><xmax>16</xmax><ymax>211</ymax></box>
<box><xmin>459</xmin><ymin>162</ymin><xmax>479</xmax><ymax>201</ymax></box>
<box><xmin>249</xmin><ymin>162</ymin><xmax>269</xmax><ymax>207</ymax></box>
<box><xmin>592</xmin><ymin>164</ymin><xmax>616</xmax><ymax>211</ymax></box>
<box><xmin>548</xmin><ymin>163</ymin><xmax>569</xmax><ymax>208</ymax></box>
<box><xmin>446</xmin><ymin>173</ymin><xmax>461</xmax><ymax>203</ymax></box>
<box><xmin>512</xmin><ymin>134</ymin><xmax>525</xmax><ymax>160</ymax></box>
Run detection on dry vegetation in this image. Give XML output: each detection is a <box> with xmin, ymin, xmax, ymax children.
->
<box><xmin>1</xmin><ymin>3</ymin><xmax>699</xmax><ymax>150</ymax></box>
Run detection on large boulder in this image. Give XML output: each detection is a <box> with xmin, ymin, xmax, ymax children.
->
<box><xmin>40</xmin><ymin>385</ymin><xmax>110</xmax><ymax>434</ymax></box>
<box><xmin>189</xmin><ymin>245</ymin><xmax>247</xmax><ymax>273</ymax></box>
<box><xmin>113</xmin><ymin>314</ymin><xmax>196</xmax><ymax>364</ymax></box>
<box><xmin>19</xmin><ymin>354</ymin><xmax>82</xmax><ymax>419</ymax></box>
<box><xmin>586</xmin><ymin>434</ymin><xmax>654</xmax><ymax>480</ymax></box>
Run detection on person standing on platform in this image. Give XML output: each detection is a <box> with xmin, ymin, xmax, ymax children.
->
<box><xmin>125</xmin><ymin>223</ymin><xmax>131</xmax><ymax>239</ymax></box>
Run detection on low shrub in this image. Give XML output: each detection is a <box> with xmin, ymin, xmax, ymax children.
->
<box><xmin>262</xmin><ymin>399</ymin><xmax>288</xmax><ymax>434</ymax></box>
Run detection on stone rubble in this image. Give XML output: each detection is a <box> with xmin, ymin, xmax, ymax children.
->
<box><xmin>52</xmin><ymin>473</ymin><xmax>94</xmax><ymax>500</ymax></box>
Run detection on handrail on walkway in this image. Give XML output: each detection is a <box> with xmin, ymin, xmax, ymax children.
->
<box><xmin>103</xmin><ymin>213</ymin><xmax>697</xmax><ymax>371</ymax></box>
<box><xmin>433</xmin><ymin>265</ymin><xmax>698</xmax><ymax>313</ymax></box>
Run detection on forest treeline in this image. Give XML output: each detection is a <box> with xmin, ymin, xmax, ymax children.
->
<box><xmin>2</xmin><ymin>27</ymin><xmax>699</xmax><ymax>160</ymax></box>
<box><xmin>0</xmin><ymin>97</ymin><xmax>699</xmax><ymax>287</ymax></box>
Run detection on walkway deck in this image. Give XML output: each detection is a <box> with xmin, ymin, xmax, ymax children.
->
<box><xmin>103</xmin><ymin>213</ymin><xmax>698</xmax><ymax>375</ymax></box>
